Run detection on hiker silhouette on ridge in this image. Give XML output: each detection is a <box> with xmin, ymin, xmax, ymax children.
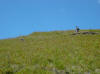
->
<box><xmin>76</xmin><ymin>26</ymin><xmax>80</xmax><ymax>33</ymax></box>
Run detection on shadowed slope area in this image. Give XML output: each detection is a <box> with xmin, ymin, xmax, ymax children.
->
<box><xmin>0</xmin><ymin>30</ymin><xmax>100</xmax><ymax>74</ymax></box>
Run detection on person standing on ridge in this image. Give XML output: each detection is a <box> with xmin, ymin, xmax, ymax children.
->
<box><xmin>76</xmin><ymin>26</ymin><xmax>80</xmax><ymax>33</ymax></box>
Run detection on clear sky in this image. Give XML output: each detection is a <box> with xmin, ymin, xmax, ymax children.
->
<box><xmin>0</xmin><ymin>0</ymin><xmax>100</xmax><ymax>39</ymax></box>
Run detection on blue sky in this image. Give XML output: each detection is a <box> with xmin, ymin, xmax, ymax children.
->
<box><xmin>0</xmin><ymin>0</ymin><xmax>100</xmax><ymax>39</ymax></box>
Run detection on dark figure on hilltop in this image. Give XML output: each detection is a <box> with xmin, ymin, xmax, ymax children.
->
<box><xmin>76</xmin><ymin>26</ymin><xmax>80</xmax><ymax>33</ymax></box>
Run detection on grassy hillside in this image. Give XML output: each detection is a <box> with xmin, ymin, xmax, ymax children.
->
<box><xmin>0</xmin><ymin>30</ymin><xmax>100</xmax><ymax>74</ymax></box>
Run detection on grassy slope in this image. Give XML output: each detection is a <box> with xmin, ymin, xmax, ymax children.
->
<box><xmin>0</xmin><ymin>30</ymin><xmax>100</xmax><ymax>74</ymax></box>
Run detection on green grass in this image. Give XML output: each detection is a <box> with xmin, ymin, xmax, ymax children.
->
<box><xmin>0</xmin><ymin>30</ymin><xmax>100</xmax><ymax>74</ymax></box>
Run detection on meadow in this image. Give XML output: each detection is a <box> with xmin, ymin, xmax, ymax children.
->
<box><xmin>0</xmin><ymin>30</ymin><xmax>100</xmax><ymax>74</ymax></box>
